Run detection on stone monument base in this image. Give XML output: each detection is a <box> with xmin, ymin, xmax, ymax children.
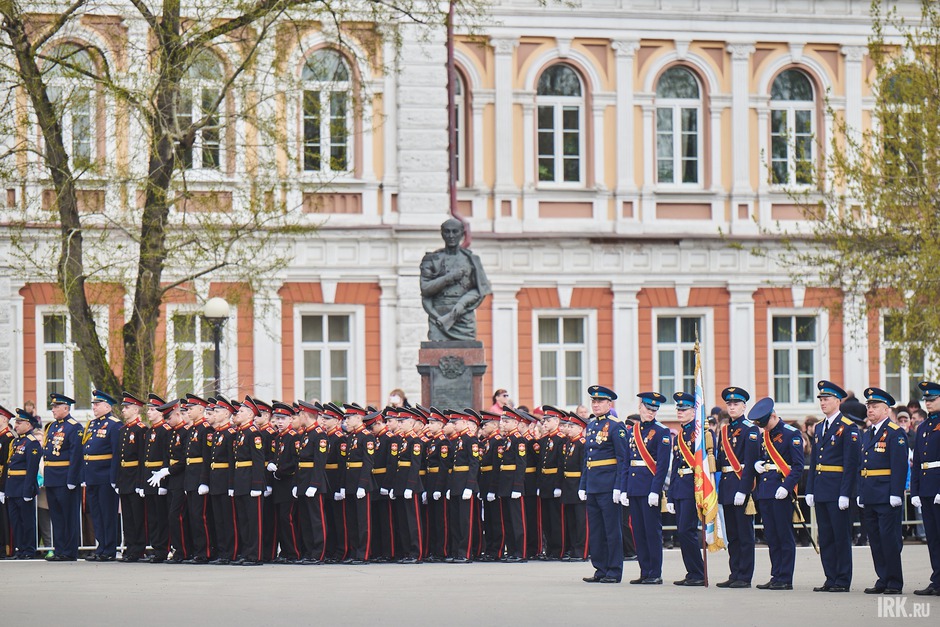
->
<box><xmin>416</xmin><ymin>341</ymin><xmax>487</xmax><ymax>410</ymax></box>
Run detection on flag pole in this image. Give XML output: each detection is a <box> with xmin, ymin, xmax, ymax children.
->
<box><xmin>694</xmin><ymin>339</ymin><xmax>709</xmax><ymax>587</ymax></box>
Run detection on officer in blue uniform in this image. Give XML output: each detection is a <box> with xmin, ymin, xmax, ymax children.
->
<box><xmin>579</xmin><ymin>385</ymin><xmax>629</xmax><ymax>584</ymax></box>
<box><xmin>857</xmin><ymin>387</ymin><xmax>908</xmax><ymax>594</ymax></box>
<box><xmin>667</xmin><ymin>392</ymin><xmax>705</xmax><ymax>586</ymax></box>
<box><xmin>806</xmin><ymin>380</ymin><xmax>860</xmax><ymax>592</ymax></box>
<box><xmin>4</xmin><ymin>410</ymin><xmax>42</xmax><ymax>559</ymax></box>
<box><xmin>716</xmin><ymin>386</ymin><xmax>759</xmax><ymax>588</ymax></box>
<box><xmin>913</xmin><ymin>381</ymin><xmax>940</xmax><ymax>596</ymax></box>
<box><xmin>750</xmin><ymin>398</ymin><xmax>803</xmax><ymax>591</ymax></box>
<box><xmin>42</xmin><ymin>394</ymin><xmax>84</xmax><ymax>561</ymax></box>
<box><xmin>82</xmin><ymin>390</ymin><xmax>122</xmax><ymax>561</ymax></box>
<box><xmin>626</xmin><ymin>391</ymin><xmax>670</xmax><ymax>585</ymax></box>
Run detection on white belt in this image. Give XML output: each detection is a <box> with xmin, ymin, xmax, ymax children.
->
<box><xmin>630</xmin><ymin>460</ymin><xmax>647</xmax><ymax>467</ymax></box>
<box><xmin>922</xmin><ymin>461</ymin><xmax>940</xmax><ymax>470</ymax></box>
<box><xmin>764</xmin><ymin>464</ymin><xmax>778</xmax><ymax>471</ymax></box>
<box><xmin>677</xmin><ymin>468</ymin><xmax>693</xmax><ymax>476</ymax></box>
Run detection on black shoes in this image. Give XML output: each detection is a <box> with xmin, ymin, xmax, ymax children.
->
<box><xmin>583</xmin><ymin>576</ymin><xmax>602</xmax><ymax>582</ymax></box>
<box><xmin>452</xmin><ymin>557</ymin><xmax>471</xmax><ymax>564</ymax></box>
<box><xmin>864</xmin><ymin>586</ymin><xmax>886</xmax><ymax>594</ymax></box>
<box><xmin>765</xmin><ymin>582</ymin><xmax>793</xmax><ymax>590</ymax></box>
<box><xmin>502</xmin><ymin>556</ymin><xmax>525</xmax><ymax>563</ymax></box>
<box><xmin>629</xmin><ymin>578</ymin><xmax>646</xmax><ymax>584</ymax></box>
<box><xmin>914</xmin><ymin>586</ymin><xmax>939</xmax><ymax>596</ymax></box>
<box><xmin>813</xmin><ymin>584</ymin><xmax>831</xmax><ymax>592</ymax></box>
<box><xmin>675</xmin><ymin>579</ymin><xmax>705</xmax><ymax>587</ymax></box>
<box><xmin>827</xmin><ymin>586</ymin><xmax>849</xmax><ymax>593</ymax></box>
<box><xmin>599</xmin><ymin>577</ymin><xmax>619</xmax><ymax>584</ymax></box>
<box><xmin>715</xmin><ymin>579</ymin><xmax>734</xmax><ymax>588</ymax></box>
<box><xmin>639</xmin><ymin>578</ymin><xmax>663</xmax><ymax>585</ymax></box>
<box><xmin>728</xmin><ymin>580</ymin><xmax>750</xmax><ymax>589</ymax></box>
<box><xmin>46</xmin><ymin>554</ymin><xmax>76</xmax><ymax>562</ymax></box>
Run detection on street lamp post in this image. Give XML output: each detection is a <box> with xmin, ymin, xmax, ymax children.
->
<box><xmin>202</xmin><ymin>297</ymin><xmax>230</xmax><ymax>397</ymax></box>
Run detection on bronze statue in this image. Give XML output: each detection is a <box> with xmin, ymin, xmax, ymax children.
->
<box><xmin>420</xmin><ymin>218</ymin><xmax>491</xmax><ymax>341</ymax></box>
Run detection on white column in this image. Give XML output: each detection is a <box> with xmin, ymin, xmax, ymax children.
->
<box><xmin>728</xmin><ymin>284</ymin><xmax>757</xmax><ymax>393</ymax></box>
<box><xmin>252</xmin><ymin>286</ymin><xmax>282</xmax><ymax>399</ymax></box>
<box><xmin>521</xmin><ymin>101</ymin><xmax>535</xmax><ymax>191</ymax></box>
<box><xmin>612</xmin><ymin>282</ymin><xmax>641</xmax><ymax>402</ymax></box>
<box><xmin>727</xmin><ymin>44</ymin><xmax>755</xmax><ymax>226</ymax></box>
<box><xmin>379</xmin><ymin>276</ymin><xmax>399</xmax><ymax>398</ymax></box>
<box><xmin>841</xmin><ymin>291</ymin><xmax>869</xmax><ymax>393</ymax></box>
<box><xmin>491</xmin><ymin>37</ymin><xmax>517</xmax><ymax>197</ymax></box>
<box><xmin>490</xmin><ymin>283</ymin><xmax>521</xmax><ymax>399</ymax></box>
<box><xmin>592</xmin><ymin>101</ymin><xmax>606</xmax><ymax>192</ymax></box>
<box><xmin>612</xmin><ymin>39</ymin><xmax>640</xmax><ymax>195</ymax></box>
<box><xmin>756</xmin><ymin>103</ymin><xmax>770</xmax><ymax>197</ymax></box>
<box><xmin>471</xmin><ymin>99</ymin><xmax>486</xmax><ymax>192</ymax></box>
<box><xmin>709</xmin><ymin>102</ymin><xmax>726</xmax><ymax>195</ymax></box>
<box><xmin>640</xmin><ymin>103</ymin><xmax>655</xmax><ymax>223</ymax></box>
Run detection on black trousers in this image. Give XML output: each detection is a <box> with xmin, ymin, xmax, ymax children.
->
<box><xmin>167</xmin><ymin>488</ymin><xmax>190</xmax><ymax>559</ymax></box>
<box><xmin>562</xmin><ymin>502</ymin><xmax>587</xmax><ymax>559</ymax></box>
<box><xmin>370</xmin><ymin>497</ymin><xmax>395</xmax><ymax>560</ymax></box>
<box><xmin>235</xmin><ymin>494</ymin><xmax>262</xmax><ymax>562</ymax></box>
<box><xmin>210</xmin><ymin>494</ymin><xmax>237</xmax><ymax>561</ymax></box>
<box><xmin>274</xmin><ymin>500</ymin><xmax>301</xmax><ymax>560</ymax></box>
<box><xmin>324</xmin><ymin>499</ymin><xmax>347</xmax><ymax>561</ymax></box>
<box><xmin>344</xmin><ymin>495</ymin><xmax>372</xmax><ymax>560</ymax></box>
<box><xmin>144</xmin><ymin>493</ymin><xmax>169</xmax><ymax>559</ymax></box>
<box><xmin>394</xmin><ymin>496</ymin><xmax>423</xmax><ymax>559</ymax></box>
<box><xmin>525</xmin><ymin>495</ymin><xmax>541</xmax><ymax>557</ymax></box>
<box><xmin>119</xmin><ymin>493</ymin><xmax>146</xmax><ymax>558</ymax></box>
<box><xmin>186</xmin><ymin>492</ymin><xmax>213</xmax><ymax>560</ymax></box>
<box><xmin>483</xmin><ymin>497</ymin><xmax>504</xmax><ymax>557</ymax></box>
<box><xmin>262</xmin><ymin>494</ymin><xmax>276</xmax><ymax>562</ymax></box>
<box><xmin>448</xmin><ymin>496</ymin><xmax>476</xmax><ymax>560</ymax></box>
<box><xmin>298</xmin><ymin>494</ymin><xmax>326</xmax><ymax>561</ymax></box>
<box><xmin>428</xmin><ymin>496</ymin><xmax>448</xmax><ymax>558</ymax></box>
<box><xmin>541</xmin><ymin>497</ymin><xmax>563</xmax><ymax>558</ymax></box>
<box><xmin>501</xmin><ymin>496</ymin><xmax>526</xmax><ymax>558</ymax></box>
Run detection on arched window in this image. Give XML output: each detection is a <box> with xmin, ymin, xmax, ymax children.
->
<box><xmin>536</xmin><ymin>64</ymin><xmax>583</xmax><ymax>184</ymax></box>
<box><xmin>880</xmin><ymin>68</ymin><xmax>927</xmax><ymax>178</ymax></box>
<box><xmin>46</xmin><ymin>44</ymin><xmax>98</xmax><ymax>168</ymax></box>
<box><xmin>178</xmin><ymin>49</ymin><xmax>224</xmax><ymax>170</ymax></box>
<box><xmin>301</xmin><ymin>49</ymin><xmax>351</xmax><ymax>173</ymax></box>
<box><xmin>655</xmin><ymin>66</ymin><xmax>702</xmax><ymax>185</ymax></box>
<box><xmin>770</xmin><ymin>69</ymin><xmax>815</xmax><ymax>185</ymax></box>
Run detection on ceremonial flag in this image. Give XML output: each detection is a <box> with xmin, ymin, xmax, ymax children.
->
<box><xmin>693</xmin><ymin>342</ymin><xmax>725</xmax><ymax>551</ymax></box>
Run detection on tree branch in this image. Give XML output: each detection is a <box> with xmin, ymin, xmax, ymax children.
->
<box><xmin>31</xmin><ymin>0</ymin><xmax>90</xmax><ymax>52</ymax></box>
<box><xmin>160</xmin><ymin>262</ymin><xmax>228</xmax><ymax>295</ymax></box>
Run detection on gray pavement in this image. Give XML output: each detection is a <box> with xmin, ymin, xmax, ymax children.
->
<box><xmin>1</xmin><ymin>545</ymin><xmax>936</xmax><ymax>626</ymax></box>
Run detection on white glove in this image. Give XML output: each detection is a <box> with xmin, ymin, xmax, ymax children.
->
<box><xmin>0</xmin><ymin>492</ymin><xmax>5</xmax><ymax>504</ymax></box>
<box><xmin>333</xmin><ymin>491</ymin><xmax>343</xmax><ymax>501</ymax></box>
<box><xmin>198</xmin><ymin>484</ymin><xmax>209</xmax><ymax>495</ymax></box>
<box><xmin>227</xmin><ymin>489</ymin><xmax>234</xmax><ymax>497</ymax></box>
<box><xmin>380</xmin><ymin>488</ymin><xmax>389</xmax><ymax>496</ymax></box>
<box><xmin>445</xmin><ymin>490</ymin><xmax>451</xmax><ymax>500</ymax></box>
<box><xmin>462</xmin><ymin>488</ymin><xmax>472</xmax><ymax>500</ymax></box>
<box><xmin>775</xmin><ymin>487</ymin><xmax>788</xmax><ymax>500</ymax></box>
<box><xmin>733</xmin><ymin>491</ymin><xmax>746</xmax><ymax>506</ymax></box>
<box><xmin>511</xmin><ymin>491</ymin><xmax>521</xmax><ymax>499</ymax></box>
<box><xmin>250</xmin><ymin>490</ymin><xmax>262</xmax><ymax>497</ymax></box>
<box><xmin>536</xmin><ymin>489</ymin><xmax>540</xmax><ymax>497</ymax></box>
<box><xmin>486</xmin><ymin>492</ymin><xmax>496</xmax><ymax>502</ymax></box>
<box><xmin>158</xmin><ymin>488</ymin><xmax>168</xmax><ymax>496</ymax></box>
<box><xmin>935</xmin><ymin>493</ymin><xmax>940</xmax><ymax>506</ymax></box>
<box><xmin>888</xmin><ymin>495</ymin><xmax>902</xmax><ymax>508</ymax></box>
<box><xmin>805</xmin><ymin>493</ymin><xmax>814</xmax><ymax>508</ymax></box>
<box><xmin>620</xmin><ymin>493</ymin><xmax>629</xmax><ymax>507</ymax></box>
<box><xmin>357</xmin><ymin>487</ymin><xmax>366</xmax><ymax>499</ymax></box>
<box><xmin>612</xmin><ymin>489</ymin><xmax>622</xmax><ymax>505</ymax></box>
<box><xmin>754</xmin><ymin>460</ymin><xmax>766</xmax><ymax>474</ymax></box>
<box><xmin>292</xmin><ymin>486</ymin><xmax>298</xmax><ymax>498</ymax></box>
<box><xmin>266</xmin><ymin>463</ymin><xmax>277</xmax><ymax>472</ymax></box>
<box><xmin>421</xmin><ymin>492</ymin><xmax>427</xmax><ymax>504</ymax></box>
<box><xmin>553</xmin><ymin>488</ymin><xmax>561</xmax><ymax>498</ymax></box>
<box><xmin>340</xmin><ymin>488</ymin><xmax>346</xmax><ymax>500</ymax></box>
<box><xmin>136</xmin><ymin>488</ymin><xmax>145</xmax><ymax>497</ymax></box>
<box><xmin>67</xmin><ymin>484</ymin><xmax>76</xmax><ymax>490</ymax></box>
<box><xmin>666</xmin><ymin>502</ymin><xmax>675</xmax><ymax>514</ymax></box>
<box><xmin>857</xmin><ymin>496</ymin><xmax>864</xmax><ymax>508</ymax></box>
<box><xmin>404</xmin><ymin>489</ymin><xmax>413</xmax><ymax>500</ymax></box>
<box><xmin>264</xmin><ymin>486</ymin><xmax>272</xmax><ymax>498</ymax></box>
<box><xmin>24</xmin><ymin>497</ymin><xmax>33</xmax><ymax>502</ymax></box>
<box><xmin>838</xmin><ymin>496</ymin><xmax>849</xmax><ymax>510</ymax></box>
<box><xmin>911</xmin><ymin>496</ymin><xmax>921</xmax><ymax>509</ymax></box>
<box><xmin>648</xmin><ymin>492</ymin><xmax>659</xmax><ymax>508</ymax></box>
<box><xmin>305</xmin><ymin>486</ymin><xmax>316</xmax><ymax>498</ymax></box>
<box><xmin>432</xmin><ymin>491</ymin><xmax>441</xmax><ymax>500</ymax></box>
<box><xmin>81</xmin><ymin>482</ymin><xmax>86</xmax><ymax>487</ymax></box>
<box><xmin>389</xmin><ymin>489</ymin><xmax>396</xmax><ymax>500</ymax></box>
<box><xmin>114</xmin><ymin>487</ymin><xmax>120</xmax><ymax>494</ymax></box>
<box><xmin>578</xmin><ymin>489</ymin><xmax>587</xmax><ymax>502</ymax></box>
<box><xmin>111</xmin><ymin>483</ymin><xmax>116</xmax><ymax>489</ymax></box>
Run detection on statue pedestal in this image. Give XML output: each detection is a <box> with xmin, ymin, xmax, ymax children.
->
<box><xmin>416</xmin><ymin>341</ymin><xmax>487</xmax><ymax>410</ymax></box>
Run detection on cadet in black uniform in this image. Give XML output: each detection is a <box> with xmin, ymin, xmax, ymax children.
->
<box><xmin>424</xmin><ymin>409</ymin><xmax>449</xmax><ymax>562</ymax></box>
<box><xmin>117</xmin><ymin>392</ymin><xmax>148</xmax><ymax>562</ymax></box>
<box><xmin>151</xmin><ymin>399</ymin><xmax>190</xmax><ymax>563</ymax></box>
<box><xmin>342</xmin><ymin>407</ymin><xmax>377</xmax><ymax>564</ymax></box>
<box><xmin>231</xmin><ymin>398</ymin><xmax>266</xmax><ymax>565</ymax></box>
<box><xmin>269</xmin><ymin>402</ymin><xmax>300</xmax><ymax>563</ymax></box>
<box><xmin>368</xmin><ymin>409</ymin><xmax>395</xmax><ymax>562</ymax></box>
<box><xmin>560</xmin><ymin>412</ymin><xmax>587</xmax><ymax>561</ymax></box>
<box><xmin>538</xmin><ymin>406</ymin><xmax>566</xmax><ymax>559</ymax></box>
<box><xmin>294</xmin><ymin>401</ymin><xmax>329</xmax><ymax>564</ymax></box>
<box><xmin>4</xmin><ymin>410</ymin><xmax>41</xmax><ymax>559</ymax></box>
<box><xmin>320</xmin><ymin>403</ymin><xmax>347</xmax><ymax>563</ymax></box>
<box><xmin>447</xmin><ymin>409</ymin><xmax>481</xmax><ymax>562</ymax></box>
<box><xmin>498</xmin><ymin>407</ymin><xmax>528</xmax><ymax>562</ymax></box>
<box><xmin>394</xmin><ymin>407</ymin><xmax>426</xmax><ymax>563</ymax></box>
<box><xmin>181</xmin><ymin>394</ymin><xmax>213</xmax><ymax>563</ymax></box>
<box><xmin>142</xmin><ymin>394</ymin><xmax>172</xmax><ymax>562</ymax></box>
<box><xmin>479</xmin><ymin>410</ymin><xmax>503</xmax><ymax>561</ymax></box>
<box><xmin>251</xmin><ymin>397</ymin><xmax>278</xmax><ymax>562</ymax></box>
<box><xmin>208</xmin><ymin>397</ymin><xmax>237</xmax><ymax>564</ymax></box>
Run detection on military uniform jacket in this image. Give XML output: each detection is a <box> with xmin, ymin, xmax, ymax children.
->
<box><xmin>209</xmin><ymin>424</ymin><xmax>236</xmax><ymax>495</ymax></box>
<box><xmin>165</xmin><ymin>424</ymin><xmax>189</xmax><ymax>492</ymax></box>
<box><xmin>393</xmin><ymin>434</ymin><xmax>424</xmax><ymax>494</ymax></box>
<box><xmin>4</xmin><ymin>434</ymin><xmax>41</xmax><ymax>498</ymax></box>
<box><xmin>523</xmin><ymin>435</ymin><xmax>539</xmax><ymax>496</ymax></box>
<box><xmin>384</xmin><ymin>433</ymin><xmax>402</xmax><ymax>491</ymax></box>
<box><xmin>754</xmin><ymin>421</ymin><xmax>804</xmax><ymax>500</ymax></box>
<box><xmin>424</xmin><ymin>434</ymin><xmax>449</xmax><ymax>494</ymax></box>
<box><xmin>806</xmin><ymin>413</ymin><xmax>860</xmax><ymax>501</ymax></box>
<box><xmin>271</xmin><ymin>429</ymin><xmax>299</xmax><ymax>503</ymax></box>
<box><xmin>325</xmin><ymin>429</ymin><xmax>346</xmax><ymax>496</ymax></box>
<box><xmin>293</xmin><ymin>426</ymin><xmax>328</xmax><ymax>495</ymax></box>
<box><xmin>560</xmin><ymin>436</ymin><xmax>585</xmax><ymax>505</ymax></box>
<box><xmin>446</xmin><ymin>431</ymin><xmax>480</xmax><ymax>495</ymax></box>
<box><xmin>232</xmin><ymin>424</ymin><xmax>266</xmax><ymax>495</ymax></box>
<box><xmin>261</xmin><ymin>424</ymin><xmax>277</xmax><ymax>489</ymax></box>
<box><xmin>911</xmin><ymin>412</ymin><xmax>940</xmax><ymax>499</ymax></box>
<box><xmin>41</xmin><ymin>416</ymin><xmax>83</xmax><ymax>487</ymax></box>
<box><xmin>858</xmin><ymin>419</ymin><xmax>908</xmax><ymax>505</ymax></box>
<box><xmin>0</xmin><ymin>427</ymin><xmax>14</xmax><ymax>490</ymax></box>
<box><xmin>183</xmin><ymin>420</ymin><xmax>212</xmax><ymax>491</ymax></box>
<box><xmin>116</xmin><ymin>419</ymin><xmax>147</xmax><ymax>494</ymax></box>
<box><xmin>716</xmin><ymin>417</ymin><xmax>760</xmax><ymax>505</ymax></box>
<box><xmin>668</xmin><ymin>422</ymin><xmax>697</xmax><ymax>502</ymax></box>
<box><xmin>81</xmin><ymin>413</ymin><xmax>121</xmax><ymax>486</ymax></box>
<box><xmin>497</xmin><ymin>432</ymin><xmax>527</xmax><ymax>497</ymax></box>
<box><xmin>626</xmin><ymin>420</ymin><xmax>671</xmax><ymax>497</ymax></box>
<box><xmin>478</xmin><ymin>433</ymin><xmax>501</xmax><ymax>495</ymax></box>
<box><xmin>343</xmin><ymin>428</ymin><xmax>376</xmax><ymax>493</ymax></box>
<box><xmin>536</xmin><ymin>432</ymin><xmax>565</xmax><ymax>497</ymax></box>
<box><xmin>579</xmin><ymin>415</ymin><xmax>629</xmax><ymax>495</ymax></box>
<box><xmin>142</xmin><ymin>421</ymin><xmax>172</xmax><ymax>495</ymax></box>
<box><xmin>370</xmin><ymin>429</ymin><xmax>394</xmax><ymax>498</ymax></box>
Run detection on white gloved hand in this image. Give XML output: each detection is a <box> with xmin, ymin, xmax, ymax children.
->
<box><xmin>536</xmin><ymin>489</ymin><xmax>540</xmax><ymax>497</ymax></box>
<box><xmin>389</xmin><ymin>489</ymin><xmax>396</xmax><ymax>500</ymax></box>
<box><xmin>305</xmin><ymin>486</ymin><xmax>317</xmax><ymax>498</ymax></box>
<box><xmin>81</xmin><ymin>482</ymin><xmax>86</xmax><ymax>487</ymax></box>
<box><xmin>421</xmin><ymin>492</ymin><xmax>428</xmax><ymax>504</ymax></box>
<box><xmin>911</xmin><ymin>496</ymin><xmax>922</xmax><ymax>509</ymax></box>
<box><xmin>889</xmin><ymin>495</ymin><xmax>903</xmax><ymax>508</ymax></box>
<box><xmin>404</xmin><ymin>489</ymin><xmax>413</xmax><ymax>500</ymax></box>
<box><xmin>553</xmin><ymin>488</ymin><xmax>561</xmax><ymax>498</ymax></box>
<box><xmin>648</xmin><ymin>492</ymin><xmax>659</xmax><ymax>507</ymax></box>
<box><xmin>263</xmin><ymin>486</ymin><xmax>272</xmax><ymax>498</ymax></box>
<box><xmin>775</xmin><ymin>487</ymin><xmax>788</xmax><ymax>500</ymax></box>
<box><xmin>612</xmin><ymin>489</ymin><xmax>622</xmax><ymax>505</ymax></box>
<box><xmin>754</xmin><ymin>460</ymin><xmax>766</xmax><ymax>474</ymax></box>
<box><xmin>225</xmin><ymin>489</ymin><xmax>232</xmax><ymax>497</ymax></box>
<box><xmin>292</xmin><ymin>486</ymin><xmax>298</xmax><ymax>499</ymax></box>
<box><xmin>158</xmin><ymin>488</ymin><xmax>168</xmax><ymax>496</ymax></box>
<box><xmin>67</xmin><ymin>484</ymin><xmax>76</xmax><ymax>490</ymax></box>
<box><xmin>136</xmin><ymin>488</ymin><xmax>145</xmax><ymax>497</ymax></box>
<box><xmin>620</xmin><ymin>493</ymin><xmax>629</xmax><ymax>507</ymax></box>
<box><xmin>805</xmin><ymin>493</ymin><xmax>815</xmax><ymax>508</ymax></box>
<box><xmin>857</xmin><ymin>496</ymin><xmax>864</xmax><ymax>508</ymax></box>
<box><xmin>24</xmin><ymin>496</ymin><xmax>33</xmax><ymax>502</ymax></box>
<box><xmin>666</xmin><ymin>502</ymin><xmax>675</xmax><ymax>514</ymax></box>
<box><xmin>0</xmin><ymin>492</ymin><xmax>5</xmax><ymax>504</ymax></box>
<box><xmin>511</xmin><ymin>491</ymin><xmax>521</xmax><ymax>499</ymax></box>
<box><xmin>266</xmin><ymin>463</ymin><xmax>277</xmax><ymax>472</ymax></box>
<box><xmin>334</xmin><ymin>491</ymin><xmax>343</xmax><ymax>501</ymax></box>
<box><xmin>114</xmin><ymin>487</ymin><xmax>120</xmax><ymax>494</ymax></box>
<box><xmin>733</xmin><ymin>491</ymin><xmax>746</xmax><ymax>507</ymax></box>
<box><xmin>486</xmin><ymin>492</ymin><xmax>496</xmax><ymax>502</ymax></box>
<box><xmin>935</xmin><ymin>493</ymin><xmax>940</xmax><ymax>505</ymax></box>
<box><xmin>250</xmin><ymin>490</ymin><xmax>262</xmax><ymax>497</ymax></box>
<box><xmin>838</xmin><ymin>496</ymin><xmax>849</xmax><ymax>510</ymax></box>
<box><xmin>380</xmin><ymin>488</ymin><xmax>389</xmax><ymax>496</ymax></box>
<box><xmin>111</xmin><ymin>483</ymin><xmax>116</xmax><ymax>489</ymax></box>
<box><xmin>198</xmin><ymin>484</ymin><xmax>209</xmax><ymax>495</ymax></box>
<box><xmin>357</xmin><ymin>487</ymin><xmax>366</xmax><ymax>499</ymax></box>
<box><xmin>433</xmin><ymin>491</ymin><xmax>441</xmax><ymax>500</ymax></box>
<box><xmin>462</xmin><ymin>488</ymin><xmax>472</xmax><ymax>500</ymax></box>
<box><xmin>340</xmin><ymin>488</ymin><xmax>346</xmax><ymax>500</ymax></box>
<box><xmin>445</xmin><ymin>490</ymin><xmax>451</xmax><ymax>500</ymax></box>
<box><xmin>578</xmin><ymin>489</ymin><xmax>587</xmax><ymax>502</ymax></box>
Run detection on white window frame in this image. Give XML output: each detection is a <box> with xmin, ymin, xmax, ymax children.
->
<box><xmin>651</xmin><ymin>309</ymin><xmax>714</xmax><ymax>419</ymax></box>
<box><xmin>769</xmin><ymin>76</ymin><xmax>816</xmax><ymax>188</ymax></box>
<box><xmin>880</xmin><ymin>311</ymin><xmax>931</xmax><ymax>404</ymax></box>
<box><xmin>454</xmin><ymin>73</ymin><xmax>467</xmax><ymax>187</ymax></box>
<box><xmin>35</xmin><ymin>305</ymin><xmax>108</xmax><ymax>416</ymax></box>
<box><xmin>178</xmin><ymin>74</ymin><xmax>225</xmax><ymax>172</ymax></box>
<box><xmin>299</xmin><ymin>51</ymin><xmax>353</xmax><ymax>176</ymax></box>
<box><xmin>536</xmin><ymin>79</ymin><xmax>585</xmax><ymax>188</ymax></box>
<box><xmin>654</xmin><ymin>69</ymin><xmax>703</xmax><ymax>188</ymax></box>
<box><xmin>293</xmin><ymin>305</ymin><xmax>365</xmax><ymax>404</ymax></box>
<box><xmin>768</xmin><ymin>309</ymin><xmax>829</xmax><ymax>411</ymax></box>
<box><xmin>165</xmin><ymin>304</ymin><xmax>236</xmax><ymax>399</ymax></box>
<box><xmin>45</xmin><ymin>47</ymin><xmax>98</xmax><ymax>169</ymax></box>
<box><xmin>532</xmin><ymin>309</ymin><xmax>597</xmax><ymax>410</ymax></box>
